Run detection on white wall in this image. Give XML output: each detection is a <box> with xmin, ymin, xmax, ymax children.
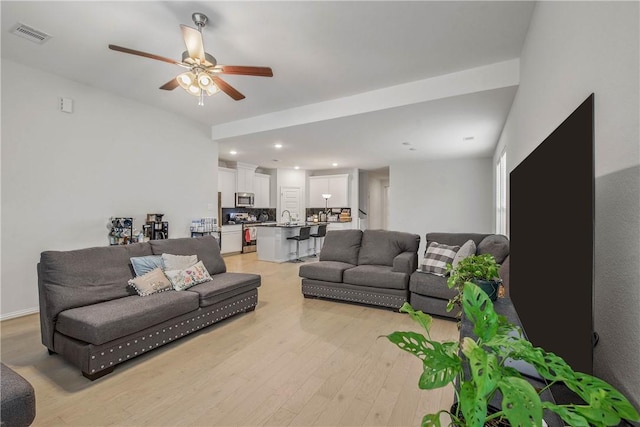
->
<box><xmin>495</xmin><ymin>1</ymin><xmax>640</xmax><ymax>409</ymax></box>
<box><xmin>389</xmin><ymin>158</ymin><xmax>493</xmax><ymax>255</ymax></box>
<box><xmin>1</xmin><ymin>60</ymin><xmax>218</xmax><ymax>319</ymax></box>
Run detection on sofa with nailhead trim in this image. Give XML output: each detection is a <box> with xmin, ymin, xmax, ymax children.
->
<box><xmin>37</xmin><ymin>235</ymin><xmax>260</xmax><ymax>380</ymax></box>
<box><xmin>298</xmin><ymin>229</ymin><xmax>420</xmax><ymax>309</ymax></box>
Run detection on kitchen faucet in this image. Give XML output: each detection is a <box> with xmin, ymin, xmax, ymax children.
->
<box><xmin>281</xmin><ymin>210</ymin><xmax>291</xmax><ymax>225</ymax></box>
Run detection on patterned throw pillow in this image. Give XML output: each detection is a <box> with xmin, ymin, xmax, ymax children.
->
<box><xmin>420</xmin><ymin>242</ymin><xmax>460</xmax><ymax>276</ymax></box>
<box><xmin>128</xmin><ymin>267</ymin><xmax>172</xmax><ymax>296</ymax></box>
<box><xmin>162</xmin><ymin>253</ymin><xmax>198</xmax><ymax>271</ymax></box>
<box><xmin>164</xmin><ymin>261</ymin><xmax>213</xmax><ymax>291</ymax></box>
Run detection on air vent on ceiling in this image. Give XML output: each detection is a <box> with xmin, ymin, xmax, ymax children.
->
<box><xmin>11</xmin><ymin>23</ymin><xmax>52</xmax><ymax>44</ymax></box>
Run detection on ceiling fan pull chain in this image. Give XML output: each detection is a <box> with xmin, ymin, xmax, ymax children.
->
<box><xmin>198</xmin><ymin>90</ymin><xmax>205</xmax><ymax>106</ymax></box>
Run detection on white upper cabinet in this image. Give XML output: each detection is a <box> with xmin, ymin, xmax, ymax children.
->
<box><xmin>236</xmin><ymin>167</ymin><xmax>257</xmax><ymax>193</ymax></box>
<box><xmin>309</xmin><ymin>174</ymin><xmax>349</xmax><ymax>208</ymax></box>
<box><xmin>218</xmin><ymin>167</ymin><xmax>237</xmax><ymax>208</ymax></box>
<box><xmin>254</xmin><ymin>173</ymin><xmax>271</xmax><ymax>208</ymax></box>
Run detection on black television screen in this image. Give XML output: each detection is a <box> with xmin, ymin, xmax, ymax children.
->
<box><xmin>509</xmin><ymin>94</ymin><xmax>594</xmax><ymax>375</ymax></box>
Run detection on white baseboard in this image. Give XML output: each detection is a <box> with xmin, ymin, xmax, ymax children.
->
<box><xmin>0</xmin><ymin>307</ymin><xmax>39</xmax><ymax>321</ymax></box>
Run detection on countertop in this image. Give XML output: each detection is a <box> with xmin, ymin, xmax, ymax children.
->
<box><xmin>256</xmin><ymin>221</ymin><xmax>351</xmax><ymax>228</ymax></box>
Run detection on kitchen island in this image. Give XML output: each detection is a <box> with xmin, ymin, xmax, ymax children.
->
<box><xmin>256</xmin><ymin>222</ymin><xmax>352</xmax><ymax>262</ymax></box>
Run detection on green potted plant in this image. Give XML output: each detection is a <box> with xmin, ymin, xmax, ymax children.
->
<box><xmin>386</xmin><ymin>283</ymin><xmax>639</xmax><ymax>427</ymax></box>
<box><xmin>446</xmin><ymin>254</ymin><xmax>501</xmax><ymax>317</ymax></box>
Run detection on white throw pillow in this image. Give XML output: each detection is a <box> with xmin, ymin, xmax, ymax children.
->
<box><xmin>451</xmin><ymin>239</ymin><xmax>477</xmax><ymax>269</ymax></box>
<box><xmin>162</xmin><ymin>253</ymin><xmax>198</xmax><ymax>271</ymax></box>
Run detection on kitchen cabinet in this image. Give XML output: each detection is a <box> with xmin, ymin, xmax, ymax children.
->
<box><xmin>254</xmin><ymin>173</ymin><xmax>271</xmax><ymax>208</ymax></box>
<box><xmin>220</xmin><ymin>224</ymin><xmax>242</xmax><ymax>254</ymax></box>
<box><xmin>234</xmin><ymin>163</ymin><xmax>258</xmax><ymax>194</ymax></box>
<box><xmin>309</xmin><ymin>174</ymin><xmax>349</xmax><ymax>208</ymax></box>
<box><xmin>218</xmin><ymin>167</ymin><xmax>237</xmax><ymax>208</ymax></box>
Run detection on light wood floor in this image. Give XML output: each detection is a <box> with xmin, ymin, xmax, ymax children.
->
<box><xmin>1</xmin><ymin>253</ymin><xmax>458</xmax><ymax>426</ymax></box>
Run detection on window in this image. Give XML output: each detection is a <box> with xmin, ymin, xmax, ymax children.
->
<box><xmin>496</xmin><ymin>150</ymin><xmax>507</xmax><ymax>235</ymax></box>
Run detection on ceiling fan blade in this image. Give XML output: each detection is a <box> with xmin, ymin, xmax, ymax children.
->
<box><xmin>108</xmin><ymin>44</ymin><xmax>180</xmax><ymax>65</ymax></box>
<box><xmin>212</xmin><ymin>76</ymin><xmax>245</xmax><ymax>101</ymax></box>
<box><xmin>180</xmin><ymin>25</ymin><xmax>205</xmax><ymax>63</ymax></box>
<box><xmin>214</xmin><ymin>65</ymin><xmax>273</xmax><ymax>77</ymax></box>
<box><xmin>159</xmin><ymin>78</ymin><xmax>179</xmax><ymax>91</ymax></box>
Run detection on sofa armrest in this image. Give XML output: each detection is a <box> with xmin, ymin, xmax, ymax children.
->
<box><xmin>392</xmin><ymin>252</ymin><xmax>418</xmax><ymax>275</ymax></box>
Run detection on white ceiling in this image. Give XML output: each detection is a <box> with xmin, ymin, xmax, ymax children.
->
<box><xmin>1</xmin><ymin>1</ymin><xmax>535</xmax><ymax>171</ymax></box>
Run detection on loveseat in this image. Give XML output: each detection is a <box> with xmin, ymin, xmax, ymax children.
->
<box><xmin>37</xmin><ymin>235</ymin><xmax>260</xmax><ymax>380</ymax></box>
<box><xmin>299</xmin><ymin>229</ymin><xmax>420</xmax><ymax>309</ymax></box>
<box><xmin>409</xmin><ymin>232</ymin><xmax>510</xmax><ymax>319</ymax></box>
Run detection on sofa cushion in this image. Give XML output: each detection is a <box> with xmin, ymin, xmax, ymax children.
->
<box><xmin>299</xmin><ymin>261</ymin><xmax>356</xmax><ymax>283</ymax></box>
<box><xmin>477</xmin><ymin>234</ymin><xmax>510</xmax><ymax>264</ymax></box>
<box><xmin>39</xmin><ymin>243</ymin><xmax>153</xmax><ymax>319</ymax></box>
<box><xmin>420</xmin><ymin>242</ymin><xmax>459</xmax><ymax>276</ymax></box>
<box><xmin>185</xmin><ymin>272</ymin><xmax>261</xmax><ymax>307</ymax></box>
<box><xmin>409</xmin><ymin>271</ymin><xmax>458</xmax><ymax>300</ymax></box>
<box><xmin>426</xmin><ymin>233</ymin><xmax>490</xmax><ymax>250</ymax></box>
<box><xmin>128</xmin><ymin>267</ymin><xmax>172</xmax><ymax>296</ymax></box>
<box><xmin>357</xmin><ymin>230</ymin><xmax>420</xmax><ymax>267</ymax></box>
<box><xmin>165</xmin><ymin>261</ymin><xmax>213</xmax><ymax>291</ymax></box>
<box><xmin>130</xmin><ymin>255</ymin><xmax>164</xmax><ymax>277</ymax></box>
<box><xmin>150</xmin><ymin>236</ymin><xmax>226</xmax><ymax>275</ymax></box>
<box><xmin>343</xmin><ymin>265</ymin><xmax>409</xmax><ymax>290</ymax></box>
<box><xmin>319</xmin><ymin>230</ymin><xmax>363</xmax><ymax>265</ymax></box>
<box><xmin>56</xmin><ymin>291</ymin><xmax>200</xmax><ymax>346</ymax></box>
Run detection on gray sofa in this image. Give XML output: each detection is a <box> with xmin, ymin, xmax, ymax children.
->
<box><xmin>1</xmin><ymin>363</ymin><xmax>36</xmax><ymax>427</ymax></box>
<box><xmin>299</xmin><ymin>229</ymin><xmax>420</xmax><ymax>309</ymax></box>
<box><xmin>409</xmin><ymin>232</ymin><xmax>510</xmax><ymax>319</ymax></box>
<box><xmin>37</xmin><ymin>235</ymin><xmax>260</xmax><ymax>380</ymax></box>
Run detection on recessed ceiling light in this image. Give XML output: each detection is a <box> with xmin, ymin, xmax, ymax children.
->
<box><xmin>230</xmin><ymin>150</ymin><xmax>237</xmax><ymax>155</ymax></box>
<box><xmin>294</xmin><ymin>166</ymin><xmax>300</xmax><ymax>170</ymax></box>
<box><xmin>274</xmin><ymin>143</ymin><xmax>283</xmax><ymax>149</ymax></box>
<box><xmin>463</xmin><ymin>136</ymin><xmax>475</xmax><ymax>141</ymax></box>
<box><xmin>332</xmin><ymin>162</ymin><xmax>338</xmax><ymax>167</ymax></box>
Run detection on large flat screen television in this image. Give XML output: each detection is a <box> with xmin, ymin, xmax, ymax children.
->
<box><xmin>509</xmin><ymin>93</ymin><xmax>594</xmax><ymax>375</ymax></box>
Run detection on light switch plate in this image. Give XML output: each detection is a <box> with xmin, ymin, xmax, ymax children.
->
<box><xmin>60</xmin><ymin>97</ymin><xmax>73</xmax><ymax>113</ymax></box>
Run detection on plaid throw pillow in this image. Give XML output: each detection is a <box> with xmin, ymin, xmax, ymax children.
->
<box><xmin>420</xmin><ymin>242</ymin><xmax>460</xmax><ymax>276</ymax></box>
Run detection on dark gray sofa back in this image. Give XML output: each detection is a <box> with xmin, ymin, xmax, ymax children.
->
<box><xmin>319</xmin><ymin>230</ymin><xmax>363</xmax><ymax>265</ymax></box>
<box><xmin>149</xmin><ymin>235</ymin><xmax>226</xmax><ymax>275</ymax></box>
<box><xmin>38</xmin><ymin>243</ymin><xmax>153</xmax><ymax>349</ymax></box>
<box><xmin>425</xmin><ymin>232</ymin><xmax>509</xmax><ymax>264</ymax></box>
<box><xmin>358</xmin><ymin>230</ymin><xmax>421</xmax><ymax>267</ymax></box>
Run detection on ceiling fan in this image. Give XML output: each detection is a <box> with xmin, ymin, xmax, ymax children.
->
<box><xmin>108</xmin><ymin>12</ymin><xmax>273</xmax><ymax>105</ymax></box>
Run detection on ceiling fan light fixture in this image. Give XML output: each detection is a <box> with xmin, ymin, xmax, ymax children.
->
<box><xmin>177</xmin><ymin>71</ymin><xmax>196</xmax><ymax>89</ymax></box>
<box><xmin>205</xmin><ymin>85</ymin><xmax>220</xmax><ymax>96</ymax></box>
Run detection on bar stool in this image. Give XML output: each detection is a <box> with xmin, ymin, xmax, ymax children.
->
<box><xmin>309</xmin><ymin>224</ymin><xmax>327</xmax><ymax>257</ymax></box>
<box><xmin>287</xmin><ymin>226</ymin><xmax>311</xmax><ymax>262</ymax></box>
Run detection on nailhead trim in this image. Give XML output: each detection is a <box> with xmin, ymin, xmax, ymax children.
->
<box><xmin>302</xmin><ymin>284</ymin><xmax>404</xmax><ymax>309</ymax></box>
<box><xmin>87</xmin><ymin>293</ymin><xmax>257</xmax><ymax>374</ymax></box>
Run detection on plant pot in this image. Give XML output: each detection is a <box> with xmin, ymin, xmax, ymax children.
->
<box><xmin>450</xmin><ymin>402</ymin><xmax>508</xmax><ymax>427</ymax></box>
<box><xmin>473</xmin><ymin>279</ymin><xmax>500</xmax><ymax>301</ymax></box>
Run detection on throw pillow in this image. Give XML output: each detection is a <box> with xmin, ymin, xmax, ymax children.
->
<box><xmin>451</xmin><ymin>239</ymin><xmax>477</xmax><ymax>269</ymax></box>
<box><xmin>420</xmin><ymin>242</ymin><xmax>460</xmax><ymax>276</ymax></box>
<box><xmin>128</xmin><ymin>267</ymin><xmax>172</xmax><ymax>296</ymax></box>
<box><xmin>164</xmin><ymin>261</ymin><xmax>213</xmax><ymax>291</ymax></box>
<box><xmin>130</xmin><ymin>255</ymin><xmax>164</xmax><ymax>277</ymax></box>
<box><xmin>477</xmin><ymin>235</ymin><xmax>510</xmax><ymax>264</ymax></box>
<box><xmin>162</xmin><ymin>253</ymin><xmax>198</xmax><ymax>271</ymax></box>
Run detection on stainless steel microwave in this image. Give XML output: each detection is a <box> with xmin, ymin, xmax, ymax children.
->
<box><xmin>235</xmin><ymin>192</ymin><xmax>255</xmax><ymax>207</ymax></box>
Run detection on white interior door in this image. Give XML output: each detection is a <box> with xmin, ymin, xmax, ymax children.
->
<box><xmin>280</xmin><ymin>187</ymin><xmax>301</xmax><ymax>222</ymax></box>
